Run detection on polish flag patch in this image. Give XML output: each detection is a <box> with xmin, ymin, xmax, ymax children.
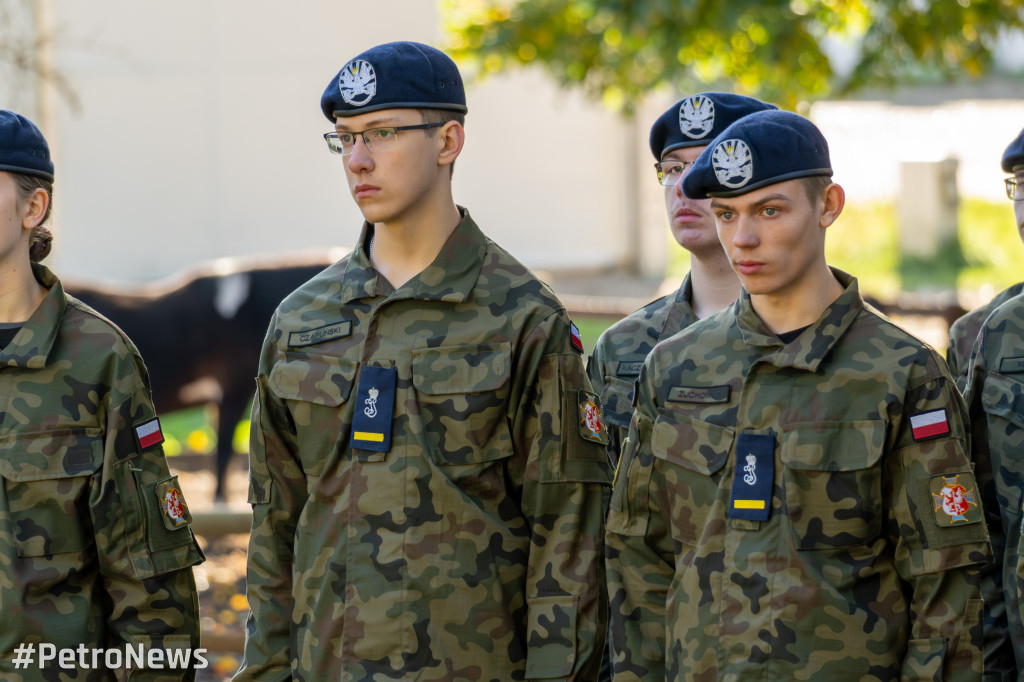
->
<box><xmin>135</xmin><ymin>417</ymin><xmax>165</xmax><ymax>450</ymax></box>
<box><xmin>570</xmin><ymin>321</ymin><xmax>584</xmax><ymax>353</ymax></box>
<box><xmin>910</xmin><ymin>409</ymin><xmax>950</xmax><ymax>441</ymax></box>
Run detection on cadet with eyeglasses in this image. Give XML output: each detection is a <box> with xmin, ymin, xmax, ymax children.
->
<box><xmin>233</xmin><ymin>41</ymin><xmax>611</xmax><ymax>682</ymax></box>
<box><xmin>587</xmin><ymin>93</ymin><xmax>776</xmax><ymax>470</ymax></box>
<box><xmin>947</xmin><ymin>133</ymin><xmax>1024</xmax><ymax>391</ymax></box>
<box><xmin>964</xmin><ymin>126</ymin><xmax>1024</xmax><ymax>679</ymax></box>
<box><xmin>606</xmin><ymin>109</ymin><xmax>991</xmax><ymax>681</ymax></box>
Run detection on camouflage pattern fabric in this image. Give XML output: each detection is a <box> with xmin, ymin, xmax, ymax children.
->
<box><xmin>965</xmin><ymin>292</ymin><xmax>1024</xmax><ymax>678</ymax></box>
<box><xmin>234</xmin><ymin>211</ymin><xmax>611</xmax><ymax>681</ymax></box>
<box><xmin>607</xmin><ymin>269</ymin><xmax>991</xmax><ymax>681</ymax></box>
<box><xmin>0</xmin><ymin>264</ymin><xmax>204</xmax><ymax>681</ymax></box>
<box><xmin>949</xmin><ymin>282</ymin><xmax>1024</xmax><ymax>392</ymax></box>
<box><xmin>587</xmin><ymin>275</ymin><xmax>699</xmax><ymax>469</ymax></box>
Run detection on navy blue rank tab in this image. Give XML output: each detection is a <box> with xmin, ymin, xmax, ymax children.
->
<box><xmin>727</xmin><ymin>433</ymin><xmax>775</xmax><ymax>521</ymax></box>
<box><xmin>350</xmin><ymin>365</ymin><xmax>397</xmax><ymax>453</ymax></box>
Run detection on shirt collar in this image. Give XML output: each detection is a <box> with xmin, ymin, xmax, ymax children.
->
<box><xmin>1</xmin><ymin>263</ymin><xmax>67</xmax><ymax>369</ymax></box>
<box><xmin>736</xmin><ymin>268</ymin><xmax>863</xmax><ymax>372</ymax></box>
<box><xmin>341</xmin><ymin>207</ymin><xmax>487</xmax><ymax>305</ymax></box>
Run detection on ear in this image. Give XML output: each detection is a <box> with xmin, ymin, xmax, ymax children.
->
<box><xmin>819</xmin><ymin>183</ymin><xmax>844</xmax><ymax>229</ymax></box>
<box><xmin>437</xmin><ymin>121</ymin><xmax>465</xmax><ymax>168</ymax></box>
<box><xmin>21</xmin><ymin>187</ymin><xmax>49</xmax><ymax>230</ymax></box>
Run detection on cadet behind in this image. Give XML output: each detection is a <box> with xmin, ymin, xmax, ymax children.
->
<box><xmin>234</xmin><ymin>41</ymin><xmax>611</xmax><ymax>681</ymax></box>
<box><xmin>0</xmin><ymin>110</ymin><xmax>204</xmax><ymax>680</ymax></box>
<box><xmin>965</xmin><ymin>127</ymin><xmax>1024</xmax><ymax>677</ymax></box>
<box><xmin>607</xmin><ymin>109</ymin><xmax>991</xmax><ymax>681</ymax></box>
<box><xmin>587</xmin><ymin>93</ymin><xmax>776</xmax><ymax>466</ymax></box>
<box><xmin>947</xmin><ymin>128</ymin><xmax>1024</xmax><ymax>390</ymax></box>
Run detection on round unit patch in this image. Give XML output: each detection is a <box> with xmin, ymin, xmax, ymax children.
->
<box><xmin>712</xmin><ymin>139</ymin><xmax>753</xmax><ymax>189</ymax></box>
<box><xmin>339</xmin><ymin>59</ymin><xmax>377</xmax><ymax>106</ymax></box>
<box><xmin>678</xmin><ymin>95</ymin><xmax>715</xmax><ymax>139</ymax></box>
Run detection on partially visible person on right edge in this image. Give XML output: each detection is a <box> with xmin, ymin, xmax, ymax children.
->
<box><xmin>965</xmin><ymin>126</ymin><xmax>1024</xmax><ymax>681</ymax></box>
<box><xmin>947</xmin><ymin>127</ymin><xmax>1024</xmax><ymax>391</ymax></box>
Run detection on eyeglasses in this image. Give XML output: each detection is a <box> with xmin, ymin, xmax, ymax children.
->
<box><xmin>654</xmin><ymin>160</ymin><xmax>697</xmax><ymax>186</ymax></box>
<box><xmin>1006</xmin><ymin>177</ymin><xmax>1024</xmax><ymax>201</ymax></box>
<box><xmin>324</xmin><ymin>123</ymin><xmax>444</xmax><ymax>156</ymax></box>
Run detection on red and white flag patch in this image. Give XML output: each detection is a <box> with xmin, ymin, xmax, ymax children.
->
<box><xmin>135</xmin><ymin>417</ymin><xmax>165</xmax><ymax>450</ymax></box>
<box><xmin>910</xmin><ymin>409</ymin><xmax>950</xmax><ymax>441</ymax></box>
<box><xmin>570</xmin><ymin>321</ymin><xmax>584</xmax><ymax>353</ymax></box>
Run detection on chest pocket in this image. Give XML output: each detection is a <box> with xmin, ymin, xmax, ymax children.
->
<box><xmin>600</xmin><ymin>375</ymin><xmax>635</xmax><ymax>429</ymax></box>
<box><xmin>780</xmin><ymin>420</ymin><xmax>885</xmax><ymax>551</ymax></box>
<box><xmin>651</xmin><ymin>410</ymin><xmax>733</xmax><ymax>547</ymax></box>
<box><xmin>0</xmin><ymin>428</ymin><xmax>103</xmax><ymax>556</ymax></box>
<box><xmin>269</xmin><ymin>353</ymin><xmax>358</xmax><ymax>476</ymax></box>
<box><xmin>980</xmin><ymin>371</ymin><xmax>1024</xmax><ymax>513</ymax></box>
<box><xmin>412</xmin><ymin>343</ymin><xmax>512</xmax><ymax>466</ymax></box>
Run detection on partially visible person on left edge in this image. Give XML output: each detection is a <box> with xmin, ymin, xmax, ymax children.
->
<box><xmin>965</xmin><ymin>126</ymin><xmax>1024</xmax><ymax>679</ymax></box>
<box><xmin>0</xmin><ymin>110</ymin><xmax>204</xmax><ymax>680</ymax></box>
<box><xmin>947</xmin><ymin>128</ymin><xmax>1024</xmax><ymax>392</ymax></box>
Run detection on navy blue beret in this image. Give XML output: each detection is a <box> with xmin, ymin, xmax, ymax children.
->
<box><xmin>1002</xmin><ymin>127</ymin><xmax>1024</xmax><ymax>173</ymax></box>
<box><xmin>0</xmin><ymin>110</ymin><xmax>54</xmax><ymax>181</ymax></box>
<box><xmin>649</xmin><ymin>93</ymin><xmax>777</xmax><ymax>160</ymax></box>
<box><xmin>682</xmin><ymin>110</ymin><xmax>832</xmax><ymax>199</ymax></box>
<box><xmin>321</xmin><ymin>41</ymin><xmax>467</xmax><ymax>122</ymax></box>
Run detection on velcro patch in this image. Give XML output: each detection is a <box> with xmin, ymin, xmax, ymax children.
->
<box><xmin>727</xmin><ymin>433</ymin><xmax>775</xmax><ymax>521</ymax></box>
<box><xmin>616</xmin><ymin>361</ymin><xmax>644</xmax><ymax>377</ymax></box>
<box><xmin>910</xmin><ymin>409</ymin><xmax>950</xmax><ymax>441</ymax></box>
<box><xmin>1000</xmin><ymin>357</ymin><xmax>1024</xmax><ymax>374</ymax></box>
<box><xmin>288</xmin><ymin>321</ymin><xmax>352</xmax><ymax>348</ymax></box>
<box><xmin>667</xmin><ymin>385</ymin><xmax>730</xmax><ymax>404</ymax></box>
<box><xmin>155</xmin><ymin>476</ymin><xmax>192</xmax><ymax>530</ymax></box>
<box><xmin>570</xmin><ymin>322</ymin><xmax>584</xmax><ymax>354</ymax></box>
<box><xmin>578</xmin><ymin>390</ymin><xmax>609</xmax><ymax>444</ymax></box>
<box><xmin>930</xmin><ymin>473</ymin><xmax>983</xmax><ymax>527</ymax></box>
<box><xmin>134</xmin><ymin>418</ymin><xmax>164</xmax><ymax>451</ymax></box>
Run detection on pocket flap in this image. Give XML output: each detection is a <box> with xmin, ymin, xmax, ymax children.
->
<box><xmin>780</xmin><ymin>420</ymin><xmax>885</xmax><ymax>471</ymax></box>
<box><xmin>525</xmin><ymin>595</ymin><xmax>578</xmax><ymax>678</ymax></box>
<box><xmin>412</xmin><ymin>343</ymin><xmax>511</xmax><ymax>395</ymax></box>
<box><xmin>981</xmin><ymin>371</ymin><xmax>1024</xmax><ymax>430</ymax></box>
<box><xmin>0</xmin><ymin>428</ymin><xmax>103</xmax><ymax>481</ymax></box>
<box><xmin>269</xmin><ymin>353</ymin><xmax>358</xmax><ymax>406</ymax></box>
<box><xmin>651</xmin><ymin>410</ymin><xmax>733</xmax><ymax>476</ymax></box>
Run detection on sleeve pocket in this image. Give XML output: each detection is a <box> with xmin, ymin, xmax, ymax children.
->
<box><xmin>525</xmin><ymin>594</ymin><xmax>579</xmax><ymax>679</ymax></box>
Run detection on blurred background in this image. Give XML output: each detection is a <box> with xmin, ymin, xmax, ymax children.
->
<box><xmin>4</xmin><ymin>1</ymin><xmax>1024</xmax><ymax>675</ymax></box>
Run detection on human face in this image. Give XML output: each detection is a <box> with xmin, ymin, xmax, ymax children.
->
<box><xmin>711</xmin><ymin>178</ymin><xmax>839</xmax><ymax>300</ymax></box>
<box><xmin>663</xmin><ymin>147</ymin><xmax>721</xmax><ymax>256</ymax></box>
<box><xmin>336</xmin><ymin>109</ymin><xmax>448</xmax><ymax>226</ymax></box>
<box><xmin>0</xmin><ymin>172</ymin><xmax>31</xmax><ymax>267</ymax></box>
<box><xmin>1015</xmin><ymin>169</ymin><xmax>1024</xmax><ymax>246</ymax></box>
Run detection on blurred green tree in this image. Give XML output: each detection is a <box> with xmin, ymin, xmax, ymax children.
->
<box><xmin>441</xmin><ymin>0</ymin><xmax>1024</xmax><ymax>112</ymax></box>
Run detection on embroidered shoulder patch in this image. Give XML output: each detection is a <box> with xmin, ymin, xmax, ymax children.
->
<box><xmin>134</xmin><ymin>417</ymin><xmax>164</xmax><ymax>451</ymax></box>
<box><xmin>930</xmin><ymin>473</ymin><xmax>982</xmax><ymax>527</ymax></box>
<box><xmin>156</xmin><ymin>476</ymin><xmax>192</xmax><ymax>530</ymax></box>
<box><xmin>910</xmin><ymin>409</ymin><xmax>950</xmax><ymax>441</ymax></box>
<box><xmin>288</xmin><ymin>321</ymin><xmax>352</xmax><ymax>348</ymax></box>
<box><xmin>578</xmin><ymin>391</ymin><xmax>608</xmax><ymax>444</ymax></box>
<box><xmin>570</xmin><ymin>322</ymin><xmax>584</xmax><ymax>354</ymax></box>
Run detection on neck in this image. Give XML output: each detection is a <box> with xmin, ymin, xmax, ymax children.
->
<box><xmin>370</xmin><ymin>198</ymin><xmax>462</xmax><ymax>289</ymax></box>
<box><xmin>750</xmin><ymin>263</ymin><xmax>844</xmax><ymax>335</ymax></box>
<box><xmin>688</xmin><ymin>250</ymin><xmax>742</xmax><ymax>319</ymax></box>
<box><xmin>0</xmin><ymin>259</ymin><xmax>46</xmax><ymax>323</ymax></box>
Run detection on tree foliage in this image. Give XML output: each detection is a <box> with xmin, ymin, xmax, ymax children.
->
<box><xmin>441</xmin><ymin>0</ymin><xmax>1024</xmax><ymax>113</ymax></box>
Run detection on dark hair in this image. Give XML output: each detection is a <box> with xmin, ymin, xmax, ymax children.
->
<box><xmin>802</xmin><ymin>175</ymin><xmax>833</xmax><ymax>205</ymax></box>
<box><xmin>12</xmin><ymin>173</ymin><xmax>54</xmax><ymax>262</ymax></box>
<box><xmin>420</xmin><ymin>109</ymin><xmax>465</xmax><ymax>178</ymax></box>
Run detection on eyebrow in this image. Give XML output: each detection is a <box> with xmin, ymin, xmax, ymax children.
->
<box><xmin>335</xmin><ymin>116</ymin><xmax>404</xmax><ymax>131</ymax></box>
<box><xmin>711</xmin><ymin>193</ymin><xmax>792</xmax><ymax>211</ymax></box>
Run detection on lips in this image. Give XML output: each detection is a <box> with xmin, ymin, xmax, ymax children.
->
<box><xmin>353</xmin><ymin>183</ymin><xmax>379</xmax><ymax>199</ymax></box>
<box><xmin>734</xmin><ymin>260</ymin><xmax>765</xmax><ymax>275</ymax></box>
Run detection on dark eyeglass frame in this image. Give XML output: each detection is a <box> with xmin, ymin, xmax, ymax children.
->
<box><xmin>654</xmin><ymin>159</ymin><xmax>697</xmax><ymax>186</ymax></box>
<box><xmin>324</xmin><ymin>122</ymin><xmax>445</xmax><ymax>155</ymax></box>
<box><xmin>1006</xmin><ymin>177</ymin><xmax>1023</xmax><ymax>201</ymax></box>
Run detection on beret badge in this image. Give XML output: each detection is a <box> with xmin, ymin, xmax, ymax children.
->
<box><xmin>679</xmin><ymin>95</ymin><xmax>715</xmax><ymax>140</ymax></box>
<box><xmin>339</xmin><ymin>59</ymin><xmax>377</xmax><ymax>107</ymax></box>
<box><xmin>712</xmin><ymin>139</ymin><xmax>754</xmax><ymax>189</ymax></box>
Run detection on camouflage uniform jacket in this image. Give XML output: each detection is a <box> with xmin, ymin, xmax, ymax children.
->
<box><xmin>236</xmin><ymin>211</ymin><xmax>612</xmax><ymax>682</ymax></box>
<box><xmin>948</xmin><ymin>282</ymin><xmax>1024</xmax><ymax>392</ymax></box>
<box><xmin>965</xmin><ymin>292</ymin><xmax>1024</xmax><ymax>676</ymax></box>
<box><xmin>587</xmin><ymin>275</ymin><xmax>698</xmax><ymax>468</ymax></box>
<box><xmin>0</xmin><ymin>264</ymin><xmax>204</xmax><ymax>682</ymax></box>
<box><xmin>607</xmin><ymin>269</ymin><xmax>991</xmax><ymax>682</ymax></box>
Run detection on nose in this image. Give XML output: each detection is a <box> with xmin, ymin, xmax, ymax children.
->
<box><xmin>730</xmin><ymin>215</ymin><xmax>759</xmax><ymax>248</ymax></box>
<box><xmin>346</xmin><ymin>135</ymin><xmax>373</xmax><ymax>173</ymax></box>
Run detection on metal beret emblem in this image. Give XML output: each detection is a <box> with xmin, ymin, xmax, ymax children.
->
<box><xmin>712</xmin><ymin>139</ymin><xmax>753</xmax><ymax>188</ymax></box>
<box><xmin>679</xmin><ymin>95</ymin><xmax>715</xmax><ymax>139</ymax></box>
<box><xmin>339</xmin><ymin>59</ymin><xmax>377</xmax><ymax>106</ymax></box>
